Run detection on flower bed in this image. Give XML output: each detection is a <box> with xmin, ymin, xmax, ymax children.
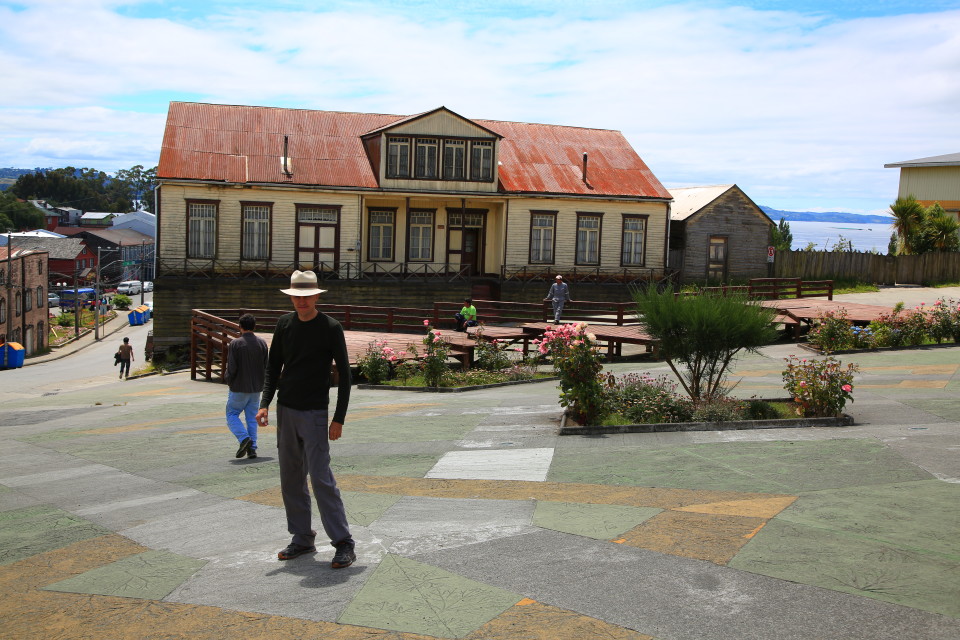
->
<box><xmin>808</xmin><ymin>298</ymin><xmax>960</xmax><ymax>353</ymax></box>
<box><xmin>358</xmin><ymin>375</ymin><xmax>558</xmax><ymax>393</ymax></box>
<box><xmin>559</xmin><ymin>405</ymin><xmax>853</xmax><ymax>435</ymax></box>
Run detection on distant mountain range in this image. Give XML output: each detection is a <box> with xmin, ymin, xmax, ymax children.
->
<box><xmin>760</xmin><ymin>206</ymin><xmax>893</xmax><ymax>224</ymax></box>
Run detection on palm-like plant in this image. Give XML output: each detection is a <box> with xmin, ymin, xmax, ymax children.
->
<box><xmin>926</xmin><ymin>203</ymin><xmax>960</xmax><ymax>251</ymax></box>
<box><xmin>889</xmin><ymin>195</ymin><xmax>925</xmax><ymax>254</ymax></box>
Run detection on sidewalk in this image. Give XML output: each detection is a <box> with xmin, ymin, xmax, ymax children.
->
<box><xmin>0</xmin><ymin>289</ymin><xmax>957</xmax><ymax>639</ymax></box>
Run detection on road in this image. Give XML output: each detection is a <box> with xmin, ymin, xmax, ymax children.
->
<box><xmin>4</xmin><ymin>293</ymin><xmax>154</xmax><ymax>395</ymax></box>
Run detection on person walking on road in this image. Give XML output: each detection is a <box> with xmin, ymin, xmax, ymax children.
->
<box><xmin>256</xmin><ymin>270</ymin><xmax>356</xmax><ymax>569</ymax></box>
<box><xmin>117</xmin><ymin>337</ymin><xmax>134</xmax><ymax>379</ymax></box>
<box><xmin>225</xmin><ymin>314</ymin><xmax>268</xmax><ymax>460</ymax></box>
<box><xmin>544</xmin><ymin>274</ymin><xmax>572</xmax><ymax>324</ymax></box>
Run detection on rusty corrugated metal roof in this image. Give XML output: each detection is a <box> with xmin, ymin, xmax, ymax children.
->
<box><xmin>158</xmin><ymin>103</ymin><xmax>670</xmax><ymax>199</ymax></box>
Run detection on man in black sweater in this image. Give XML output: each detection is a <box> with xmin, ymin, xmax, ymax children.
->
<box><xmin>256</xmin><ymin>271</ymin><xmax>356</xmax><ymax>568</ymax></box>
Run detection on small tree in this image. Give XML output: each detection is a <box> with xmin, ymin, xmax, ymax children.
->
<box><xmin>633</xmin><ymin>287</ymin><xmax>778</xmax><ymax>403</ymax></box>
<box><xmin>770</xmin><ymin>217</ymin><xmax>793</xmax><ymax>252</ymax></box>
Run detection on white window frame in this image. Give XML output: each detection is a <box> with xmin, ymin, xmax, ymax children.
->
<box><xmin>241</xmin><ymin>203</ymin><xmax>271</xmax><ymax>260</ymax></box>
<box><xmin>530</xmin><ymin>212</ymin><xmax>556</xmax><ymax>264</ymax></box>
<box><xmin>369</xmin><ymin>210</ymin><xmax>395</xmax><ymax>261</ymax></box>
<box><xmin>576</xmin><ymin>214</ymin><xmax>601</xmax><ymax>265</ymax></box>
<box><xmin>187</xmin><ymin>201</ymin><xmax>217</xmax><ymax>258</ymax></box>
<box><xmin>408</xmin><ymin>210</ymin><xmax>433</xmax><ymax>261</ymax></box>
<box><xmin>621</xmin><ymin>216</ymin><xmax>645</xmax><ymax>266</ymax></box>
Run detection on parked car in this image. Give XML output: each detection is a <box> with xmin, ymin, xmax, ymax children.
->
<box><xmin>143</xmin><ymin>281</ymin><xmax>154</xmax><ymax>292</ymax></box>
<box><xmin>117</xmin><ymin>281</ymin><xmax>142</xmax><ymax>295</ymax></box>
<box><xmin>48</xmin><ymin>292</ymin><xmax>60</xmax><ymax>308</ymax></box>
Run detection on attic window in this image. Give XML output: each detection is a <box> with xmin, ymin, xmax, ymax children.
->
<box><xmin>387</xmin><ymin>137</ymin><xmax>410</xmax><ymax>178</ymax></box>
<box><xmin>470</xmin><ymin>141</ymin><xmax>493</xmax><ymax>181</ymax></box>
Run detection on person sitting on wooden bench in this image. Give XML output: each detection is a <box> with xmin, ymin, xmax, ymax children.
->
<box><xmin>454</xmin><ymin>298</ymin><xmax>478</xmax><ymax>332</ymax></box>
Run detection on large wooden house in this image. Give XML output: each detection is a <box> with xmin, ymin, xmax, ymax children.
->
<box><xmin>154</xmin><ymin>103</ymin><xmax>672</xmax><ymax>347</ymax></box>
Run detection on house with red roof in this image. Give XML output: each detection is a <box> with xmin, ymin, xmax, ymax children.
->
<box><xmin>154</xmin><ymin>103</ymin><xmax>672</xmax><ymax>347</ymax></box>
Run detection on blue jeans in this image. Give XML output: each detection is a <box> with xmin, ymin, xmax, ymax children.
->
<box><xmin>226</xmin><ymin>391</ymin><xmax>260</xmax><ymax>448</ymax></box>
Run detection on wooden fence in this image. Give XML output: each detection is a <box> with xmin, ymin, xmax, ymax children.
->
<box><xmin>775</xmin><ymin>250</ymin><xmax>960</xmax><ymax>285</ymax></box>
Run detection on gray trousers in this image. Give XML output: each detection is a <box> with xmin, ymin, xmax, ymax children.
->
<box><xmin>276</xmin><ymin>404</ymin><xmax>352</xmax><ymax>548</ymax></box>
<box><xmin>551</xmin><ymin>298</ymin><xmax>566</xmax><ymax>322</ymax></box>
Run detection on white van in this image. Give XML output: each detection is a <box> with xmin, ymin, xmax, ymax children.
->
<box><xmin>117</xmin><ymin>281</ymin><xmax>142</xmax><ymax>295</ymax></box>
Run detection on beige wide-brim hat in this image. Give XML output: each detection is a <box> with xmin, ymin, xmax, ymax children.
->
<box><xmin>555</xmin><ymin>275</ymin><xmax>563</xmax><ymax>280</ymax></box>
<box><xmin>280</xmin><ymin>270</ymin><xmax>328</xmax><ymax>296</ymax></box>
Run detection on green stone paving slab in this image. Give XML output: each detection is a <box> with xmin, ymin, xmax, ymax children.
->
<box><xmin>46</xmin><ymin>433</ymin><xmax>227</xmax><ymax>474</ymax></box>
<box><xmin>770</xmin><ymin>480</ymin><xmax>960</xmax><ymax>560</ymax></box>
<box><xmin>340</xmin><ymin>414</ymin><xmax>484</xmax><ymax>444</ymax></box>
<box><xmin>42</xmin><ymin>549</ymin><xmax>207</xmax><ymax>600</ymax></box>
<box><xmin>332</xmin><ymin>453</ymin><xmax>442</xmax><ymax>478</ymax></box>
<box><xmin>549</xmin><ymin>439</ymin><xmax>932</xmax><ymax>494</ymax></box>
<box><xmin>339</xmin><ymin>554</ymin><xmax>522</xmax><ymax>638</ymax></box>
<box><xmin>0</xmin><ymin>505</ymin><xmax>110</xmax><ymax>566</ymax></box>
<box><xmin>900</xmin><ymin>397</ymin><xmax>960</xmax><ymax>422</ymax></box>
<box><xmin>729</xmin><ymin>518</ymin><xmax>960</xmax><ymax>617</ymax></box>
<box><xmin>342</xmin><ymin>490</ymin><xmax>404</xmax><ymax>526</ymax></box>
<box><xmin>533</xmin><ymin>502</ymin><xmax>662</xmax><ymax>540</ymax></box>
<box><xmin>181</xmin><ymin>462</ymin><xmax>282</xmax><ymax>498</ymax></box>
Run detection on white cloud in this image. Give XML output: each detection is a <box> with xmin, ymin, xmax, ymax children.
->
<box><xmin>1</xmin><ymin>1</ymin><xmax>958</xmax><ymax>211</ymax></box>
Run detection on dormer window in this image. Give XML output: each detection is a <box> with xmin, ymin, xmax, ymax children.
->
<box><xmin>443</xmin><ymin>140</ymin><xmax>466</xmax><ymax>180</ymax></box>
<box><xmin>415</xmin><ymin>138</ymin><xmax>439</xmax><ymax>179</ymax></box>
<box><xmin>384</xmin><ymin>134</ymin><xmax>495</xmax><ymax>183</ymax></box>
<box><xmin>387</xmin><ymin>137</ymin><xmax>411</xmax><ymax>178</ymax></box>
<box><xmin>471</xmin><ymin>141</ymin><xmax>493</xmax><ymax>181</ymax></box>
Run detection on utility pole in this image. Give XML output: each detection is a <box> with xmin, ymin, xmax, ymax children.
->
<box><xmin>95</xmin><ymin>247</ymin><xmax>102</xmax><ymax>341</ymax></box>
<box><xmin>140</xmin><ymin>240</ymin><xmax>145</xmax><ymax>307</ymax></box>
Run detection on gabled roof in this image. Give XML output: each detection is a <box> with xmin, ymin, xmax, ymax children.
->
<box><xmin>8</xmin><ymin>236</ymin><xmax>85</xmax><ymax>259</ymax></box>
<box><xmin>884</xmin><ymin>152</ymin><xmax>960</xmax><ymax>168</ymax></box>
<box><xmin>669</xmin><ymin>184</ymin><xmax>772</xmax><ymax>224</ymax></box>
<box><xmin>68</xmin><ymin>228</ymin><xmax>154</xmax><ymax>246</ymax></box>
<box><xmin>81</xmin><ymin>212</ymin><xmax>116</xmax><ymax>220</ymax></box>
<box><xmin>158</xmin><ymin>102</ymin><xmax>670</xmax><ymax>200</ymax></box>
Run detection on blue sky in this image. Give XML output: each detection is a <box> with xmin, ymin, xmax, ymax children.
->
<box><xmin>2</xmin><ymin>0</ymin><xmax>959</xmax><ymax>215</ymax></box>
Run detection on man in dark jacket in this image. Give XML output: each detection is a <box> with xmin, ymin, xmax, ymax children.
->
<box><xmin>225</xmin><ymin>314</ymin><xmax>268</xmax><ymax>459</ymax></box>
<box><xmin>256</xmin><ymin>270</ymin><xmax>356</xmax><ymax>569</ymax></box>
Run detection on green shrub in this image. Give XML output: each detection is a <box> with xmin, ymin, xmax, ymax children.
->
<box><xmin>112</xmin><ymin>294</ymin><xmax>132</xmax><ymax>310</ymax></box>
<box><xmin>633</xmin><ymin>287</ymin><xmax>778</xmax><ymax>402</ymax></box>
<box><xmin>783</xmin><ymin>356</ymin><xmax>859</xmax><ymax>417</ymax></box>
<box><xmin>808</xmin><ymin>309</ymin><xmax>853</xmax><ymax>353</ymax></box>
<box><xmin>744</xmin><ymin>399</ymin><xmax>781</xmax><ymax>420</ymax></box>
<box><xmin>690</xmin><ymin>397</ymin><xmax>746</xmax><ymax>422</ymax></box>
<box><xmin>535</xmin><ymin>322</ymin><xmax>606</xmax><ymax>425</ymax></box>
<box><xmin>358</xmin><ymin>338</ymin><xmax>394</xmax><ymax>384</ymax></box>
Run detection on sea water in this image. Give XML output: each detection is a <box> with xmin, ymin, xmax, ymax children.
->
<box><xmin>785</xmin><ymin>220</ymin><xmax>895</xmax><ymax>253</ymax></box>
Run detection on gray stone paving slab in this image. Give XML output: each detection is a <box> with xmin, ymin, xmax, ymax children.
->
<box><xmin>163</xmin><ymin>538</ymin><xmax>376</xmax><ymax>623</ymax></box>
<box><xmin>367</xmin><ymin>496</ymin><xmax>539</xmax><ymax>556</ymax></box>
<box><xmin>120</xmin><ymin>499</ymin><xmax>288</xmax><ymax>558</ymax></box>
<box><xmin>416</xmin><ymin>529</ymin><xmax>960</xmax><ymax>640</ymax></box>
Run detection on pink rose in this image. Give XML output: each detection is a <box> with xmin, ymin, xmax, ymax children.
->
<box><xmin>842</xmin><ymin>384</ymin><xmax>852</xmax><ymax>392</ymax></box>
<box><xmin>799</xmin><ymin>381</ymin><xmax>807</xmax><ymax>387</ymax></box>
<box><xmin>423</xmin><ymin>319</ymin><xmax>430</xmax><ymax>326</ymax></box>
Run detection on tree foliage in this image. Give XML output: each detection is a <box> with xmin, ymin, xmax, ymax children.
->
<box><xmin>770</xmin><ymin>217</ymin><xmax>793</xmax><ymax>252</ymax></box>
<box><xmin>889</xmin><ymin>196</ymin><xmax>959</xmax><ymax>255</ymax></box>
<box><xmin>633</xmin><ymin>287</ymin><xmax>778</xmax><ymax>403</ymax></box>
<box><xmin>8</xmin><ymin>165</ymin><xmax>158</xmax><ymax>214</ymax></box>
<box><xmin>0</xmin><ymin>190</ymin><xmax>44</xmax><ymax>232</ymax></box>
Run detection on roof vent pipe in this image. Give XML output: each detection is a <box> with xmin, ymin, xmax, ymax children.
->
<box><xmin>582</xmin><ymin>152</ymin><xmax>588</xmax><ymax>184</ymax></box>
<box><xmin>282</xmin><ymin>135</ymin><xmax>293</xmax><ymax>176</ymax></box>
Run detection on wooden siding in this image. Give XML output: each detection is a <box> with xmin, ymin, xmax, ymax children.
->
<box><xmin>899</xmin><ymin>166</ymin><xmax>960</xmax><ymax>204</ymax></box>
<box><xmin>160</xmin><ymin>184</ymin><xmax>362</xmax><ymax>269</ymax></box>
<box><xmin>504</xmin><ymin>197</ymin><xmax>668</xmax><ymax>270</ymax></box>
<box><xmin>679</xmin><ymin>189</ymin><xmax>772</xmax><ymax>282</ymax></box>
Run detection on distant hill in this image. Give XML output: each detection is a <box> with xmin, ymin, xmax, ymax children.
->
<box><xmin>761</xmin><ymin>206</ymin><xmax>893</xmax><ymax>224</ymax></box>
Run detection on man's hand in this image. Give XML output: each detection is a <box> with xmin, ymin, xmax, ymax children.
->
<box><xmin>256</xmin><ymin>408</ymin><xmax>269</xmax><ymax>426</ymax></box>
<box><xmin>329</xmin><ymin>421</ymin><xmax>343</xmax><ymax>441</ymax></box>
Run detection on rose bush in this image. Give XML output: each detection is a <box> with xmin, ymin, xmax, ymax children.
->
<box><xmin>782</xmin><ymin>355</ymin><xmax>859</xmax><ymax>417</ymax></box>
<box><xmin>535</xmin><ymin>322</ymin><xmax>606</xmax><ymax>425</ymax></box>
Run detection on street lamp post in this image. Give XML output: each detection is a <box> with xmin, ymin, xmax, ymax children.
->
<box><xmin>94</xmin><ymin>248</ymin><xmax>119</xmax><ymax>341</ymax></box>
